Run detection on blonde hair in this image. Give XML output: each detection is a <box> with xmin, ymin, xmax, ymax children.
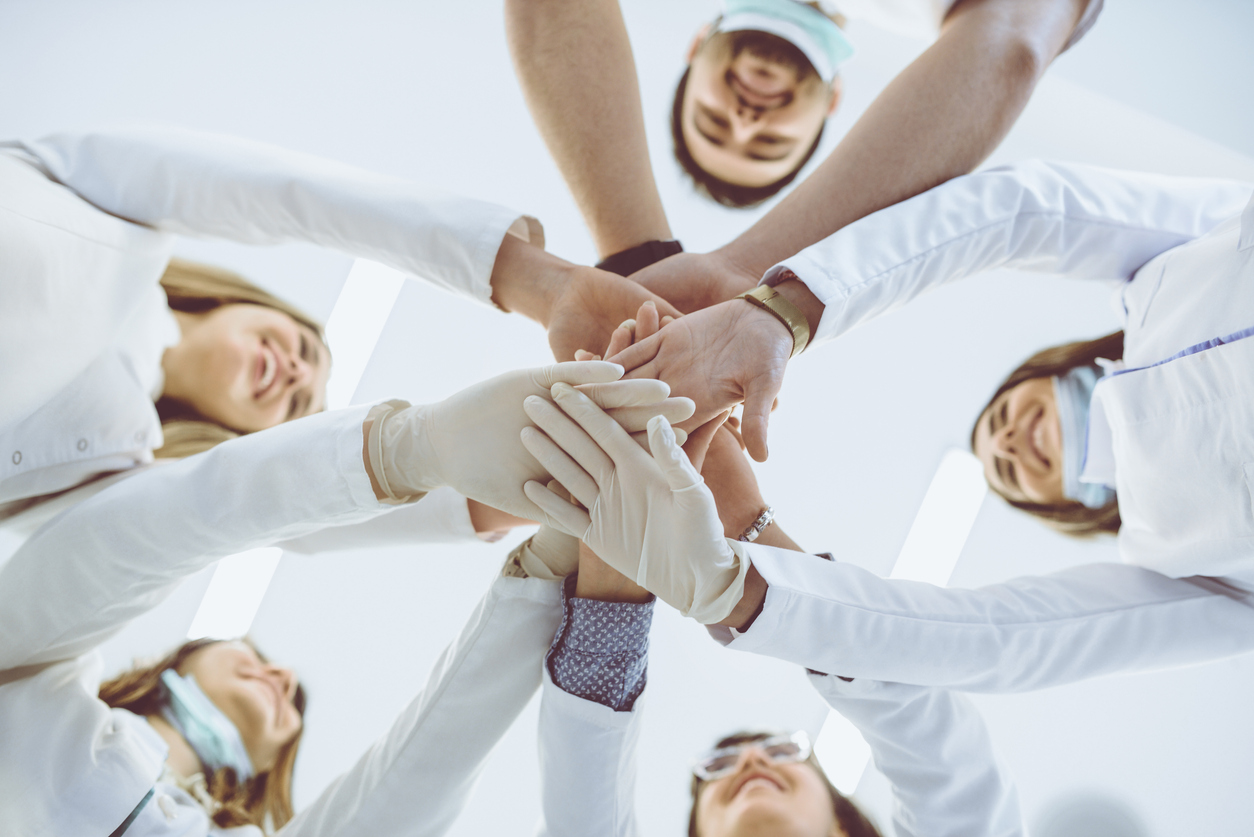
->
<box><xmin>156</xmin><ymin>259</ymin><xmax>328</xmax><ymax>460</ymax></box>
<box><xmin>99</xmin><ymin>638</ymin><xmax>305</xmax><ymax>832</ymax></box>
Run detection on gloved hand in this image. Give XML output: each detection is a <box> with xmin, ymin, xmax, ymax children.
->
<box><xmin>367</xmin><ymin>361</ymin><xmax>694</xmax><ymax>522</ymax></box>
<box><xmin>508</xmin><ymin>481</ymin><xmax>579</xmax><ymax>581</ymax></box>
<box><xmin>519</xmin><ymin>383</ymin><xmax>750</xmax><ymax>624</ymax></box>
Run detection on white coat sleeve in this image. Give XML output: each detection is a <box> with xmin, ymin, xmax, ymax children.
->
<box><xmin>534</xmin><ymin>670</ymin><xmax>641</xmax><ymax>837</ymax></box>
<box><xmin>720</xmin><ymin>545</ymin><xmax>1254</xmax><ymax>693</ymax></box>
<box><xmin>764</xmin><ymin>160</ymin><xmax>1254</xmax><ymax>348</ymax></box>
<box><xmin>11</xmin><ymin>126</ymin><xmax>543</xmax><ymax>308</ymax></box>
<box><xmin>276</xmin><ymin>486</ymin><xmax>481</xmax><ymax>554</ymax></box>
<box><xmin>0</xmin><ymin>406</ymin><xmax>386</xmax><ymax>671</ymax></box>
<box><xmin>280</xmin><ymin>574</ymin><xmax>563</xmax><ymax>837</ymax></box>
<box><xmin>812</xmin><ymin>676</ymin><xmax>1023</xmax><ymax>837</ymax></box>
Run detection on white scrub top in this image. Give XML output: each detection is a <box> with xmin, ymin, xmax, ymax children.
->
<box><xmin>0</xmin><ymin>127</ymin><xmax>539</xmax><ymax>508</ymax></box>
<box><xmin>766</xmin><ymin>159</ymin><xmax>1254</xmax><ymax>585</ymax></box>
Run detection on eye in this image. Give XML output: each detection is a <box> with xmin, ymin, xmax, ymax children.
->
<box><xmin>299</xmin><ymin>333</ymin><xmax>310</xmax><ymax>362</ymax></box>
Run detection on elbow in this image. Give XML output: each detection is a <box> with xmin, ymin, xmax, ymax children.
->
<box><xmin>992</xmin><ymin>33</ymin><xmax>1051</xmax><ymax>91</ymax></box>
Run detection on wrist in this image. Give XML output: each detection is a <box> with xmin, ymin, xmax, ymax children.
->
<box><xmin>771</xmin><ymin>276</ymin><xmax>825</xmax><ymax>338</ymax></box>
<box><xmin>719</xmin><ymin>563</ymin><xmax>768</xmax><ymax>630</ymax></box>
<box><xmin>489</xmin><ymin>234</ymin><xmax>574</xmax><ymax>327</ymax></box>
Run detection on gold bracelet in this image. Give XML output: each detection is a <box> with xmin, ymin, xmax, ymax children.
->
<box><xmin>736</xmin><ymin>286</ymin><xmax>810</xmax><ymax>357</ymax></box>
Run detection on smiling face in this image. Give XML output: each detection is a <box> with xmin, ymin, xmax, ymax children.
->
<box><xmin>694</xmin><ymin>745</ymin><xmax>842</xmax><ymax>837</ymax></box>
<box><xmin>681</xmin><ymin>29</ymin><xmax>838</xmax><ymax>189</ymax></box>
<box><xmin>972</xmin><ymin>377</ymin><xmax>1066</xmax><ymax>505</ymax></box>
<box><xmin>162</xmin><ymin>303</ymin><xmax>330</xmax><ymax>433</ymax></box>
<box><xmin>180</xmin><ymin>641</ymin><xmax>303</xmax><ymax>772</ymax></box>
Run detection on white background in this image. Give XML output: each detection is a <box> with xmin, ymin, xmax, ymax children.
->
<box><xmin>3</xmin><ymin>1</ymin><xmax>1252</xmax><ymax>834</ymax></box>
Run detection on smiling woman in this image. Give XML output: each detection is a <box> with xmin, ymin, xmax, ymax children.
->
<box><xmin>154</xmin><ymin>260</ymin><xmax>331</xmax><ymax>460</ymax></box>
<box><xmin>688</xmin><ymin>730</ymin><xmax>880</xmax><ymax>837</ymax></box>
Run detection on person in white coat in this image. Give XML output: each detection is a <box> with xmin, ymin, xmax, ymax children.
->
<box><xmin>0</xmin><ymin>351</ymin><xmax>687</xmax><ymax>837</ymax></box>
<box><xmin>0</xmin><ymin>125</ymin><xmax>678</xmax><ymax>514</ymax></box>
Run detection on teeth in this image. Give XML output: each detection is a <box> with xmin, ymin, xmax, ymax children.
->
<box><xmin>259</xmin><ymin>348</ymin><xmax>276</xmax><ymax>393</ymax></box>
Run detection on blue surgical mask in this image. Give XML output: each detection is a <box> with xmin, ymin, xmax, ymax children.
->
<box><xmin>717</xmin><ymin>0</ymin><xmax>855</xmax><ymax>83</ymax></box>
<box><xmin>1051</xmin><ymin>366</ymin><xmax>1116</xmax><ymax>509</ymax></box>
<box><xmin>160</xmin><ymin>670</ymin><xmax>255</xmax><ymax>781</ymax></box>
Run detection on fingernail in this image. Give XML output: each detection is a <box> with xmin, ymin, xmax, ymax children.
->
<box><xmin>644</xmin><ymin>300</ymin><xmax>656</xmax><ymax>308</ymax></box>
<box><xmin>551</xmin><ymin>382</ymin><xmax>575</xmax><ymax>397</ymax></box>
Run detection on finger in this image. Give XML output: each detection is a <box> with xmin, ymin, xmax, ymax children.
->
<box><xmin>576</xmin><ymin>378</ymin><xmax>670</xmax><ymax>409</ymax></box>
<box><xmin>520</xmin><ymin>426</ymin><xmax>600</xmax><ymax>509</ymax></box>
<box><xmin>635</xmin><ymin>300</ymin><xmax>660</xmax><ymax>341</ymax></box>
<box><xmin>607</xmin><ymin>331</ymin><xmax>663</xmax><ymax>372</ymax></box>
<box><xmin>523</xmin><ymin>398</ymin><xmax>616</xmax><ymax>494</ymax></box>
<box><xmin>550</xmin><ymin>381</ymin><xmax>648</xmax><ymax>465</ymax></box>
<box><xmin>524</xmin><ymin>479</ymin><xmax>591</xmax><ymax>537</ymax></box>
<box><xmin>629</xmin><ymin>426</ymin><xmax>686</xmax><ymax>451</ymax></box>
<box><xmin>573</xmin><ymin>349</ymin><xmax>600</xmax><ymax>362</ymax></box>
<box><xmin>536</xmin><ymin>360</ymin><xmax>623</xmax><ymax>389</ymax></box>
<box><xmin>661</xmin><ymin>315</ymin><xmax>675</xmax><ymax>326</ymax></box>
<box><xmin>647</xmin><ymin>415</ymin><xmax>703</xmax><ymax>491</ymax></box>
<box><xmin>682</xmin><ymin>410</ymin><xmax>731</xmax><ymax>473</ymax></box>
<box><xmin>545</xmin><ymin>478</ymin><xmax>573</xmax><ymax>503</ymax></box>
<box><xmin>603</xmin><ymin>325</ymin><xmax>633</xmax><ymax>359</ymax></box>
<box><xmin>608</xmin><ymin>397</ymin><xmax>695</xmax><ymax>432</ymax></box>
<box><xmin>741</xmin><ymin>374</ymin><xmax>782</xmax><ymax>463</ymax></box>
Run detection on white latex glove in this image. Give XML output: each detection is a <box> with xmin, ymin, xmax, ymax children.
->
<box><xmin>370</xmin><ymin>362</ymin><xmax>694</xmax><ymax>522</ymax></box>
<box><xmin>519</xmin><ymin>382</ymin><xmax>750</xmax><ymax>624</ymax></box>
<box><xmin>509</xmin><ymin>481</ymin><xmax>579</xmax><ymax>581</ymax></box>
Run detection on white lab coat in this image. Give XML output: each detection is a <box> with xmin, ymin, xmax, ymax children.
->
<box><xmin>0</xmin><ymin>126</ymin><xmax>538</xmax><ymax>506</ymax></box>
<box><xmin>817</xmin><ymin>0</ymin><xmax>1101</xmax><ymax>49</ymax></box>
<box><xmin>534</xmin><ymin>668</ymin><xmax>1023</xmax><ymax>837</ymax></box>
<box><xmin>0</xmin><ymin>399</ymin><xmax>567</xmax><ymax>837</ymax></box>
<box><xmin>768</xmin><ymin>160</ymin><xmax>1254</xmax><ymax>584</ymax></box>
<box><xmin>720</xmin><ymin>162</ymin><xmax>1254</xmax><ymax>692</ymax></box>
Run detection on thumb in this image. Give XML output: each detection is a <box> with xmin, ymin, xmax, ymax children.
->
<box><xmin>741</xmin><ymin>373</ymin><xmax>781</xmax><ymax>463</ymax></box>
<box><xmin>647</xmin><ymin>415</ymin><xmax>702</xmax><ymax>491</ymax></box>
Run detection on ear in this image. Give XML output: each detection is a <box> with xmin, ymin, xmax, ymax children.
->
<box><xmin>686</xmin><ymin>23</ymin><xmax>713</xmax><ymax>64</ymax></box>
<box><xmin>826</xmin><ymin>75</ymin><xmax>844</xmax><ymax>117</ymax></box>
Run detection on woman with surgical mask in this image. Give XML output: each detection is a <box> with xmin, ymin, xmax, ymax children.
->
<box><xmin>0</xmin><ymin>344</ymin><xmax>689</xmax><ymax>836</ymax></box>
<box><xmin>0</xmin><ymin>125</ymin><xmax>675</xmax><ymax>525</ymax></box>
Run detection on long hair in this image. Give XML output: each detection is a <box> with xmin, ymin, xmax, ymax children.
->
<box><xmin>687</xmin><ymin>731</ymin><xmax>880</xmax><ymax>837</ymax></box>
<box><xmin>99</xmin><ymin>638</ymin><xmax>307</xmax><ymax>832</ymax></box>
<box><xmin>155</xmin><ymin>259</ymin><xmax>328</xmax><ymax>460</ymax></box>
<box><xmin>670</xmin><ymin>67</ymin><xmax>826</xmax><ymax>209</ymax></box>
<box><xmin>971</xmin><ymin>331</ymin><xmax>1125</xmax><ymax>537</ymax></box>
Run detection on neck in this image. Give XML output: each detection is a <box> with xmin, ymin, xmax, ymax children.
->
<box><xmin>160</xmin><ymin>309</ymin><xmax>199</xmax><ymax>401</ymax></box>
<box><xmin>147</xmin><ymin>713</ymin><xmax>202</xmax><ymax>778</ymax></box>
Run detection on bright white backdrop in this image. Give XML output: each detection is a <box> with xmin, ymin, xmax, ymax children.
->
<box><xmin>3</xmin><ymin>1</ymin><xmax>1252</xmax><ymax>834</ymax></box>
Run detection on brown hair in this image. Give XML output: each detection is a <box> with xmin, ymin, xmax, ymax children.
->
<box><xmin>155</xmin><ymin>259</ymin><xmax>328</xmax><ymax>460</ymax></box>
<box><xmin>670</xmin><ymin>67</ymin><xmax>826</xmax><ymax>209</ymax></box>
<box><xmin>687</xmin><ymin>731</ymin><xmax>881</xmax><ymax>837</ymax></box>
<box><xmin>971</xmin><ymin>331</ymin><xmax>1125</xmax><ymax>537</ymax></box>
<box><xmin>99</xmin><ymin>638</ymin><xmax>307</xmax><ymax>832</ymax></box>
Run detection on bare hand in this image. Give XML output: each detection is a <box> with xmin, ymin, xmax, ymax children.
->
<box><xmin>547</xmin><ymin>267</ymin><xmax>682</xmax><ymax>361</ymax></box>
<box><xmin>629</xmin><ymin>251</ymin><xmax>758</xmax><ymax>314</ymax></box>
<box><xmin>700</xmin><ymin>419</ymin><xmax>770</xmax><ymax>539</ymax></box>
<box><xmin>608</xmin><ymin>299</ymin><xmax>792</xmax><ymax>461</ymax></box>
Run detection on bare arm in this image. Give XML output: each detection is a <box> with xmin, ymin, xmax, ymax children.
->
<box><xmin>505</xmin><ymin>0</ymin><xmax>672</xmax><ymax>258</ymax></box>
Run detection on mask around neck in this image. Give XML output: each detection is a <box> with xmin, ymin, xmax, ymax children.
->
<box><xmin>717</xmin><ymin>0</ymin><xmax>855</xmax><ymax>82</ymax></box>
<box><xmin>1051</xmin><ymin>366</ymin><xmax>1116</xmax><ymax>509</ymax></box>
<box><xmin>160</xmin><ymin>669</ymin><xmax>256</xmax><ymax>782</ymax></box>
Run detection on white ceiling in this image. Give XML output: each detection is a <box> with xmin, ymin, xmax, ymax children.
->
<box><xmin>3</xmin><ymin>1</ymin><xmax>1252</xmax><ymax>834</ymax></box>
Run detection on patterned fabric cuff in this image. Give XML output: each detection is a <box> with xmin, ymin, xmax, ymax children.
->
<box><xmin>546</xmin><ymin>575</ymin><xmax>655</xmax><ymax>712</ymax></box>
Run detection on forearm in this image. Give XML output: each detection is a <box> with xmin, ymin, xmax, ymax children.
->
<box><xmin>15</xmin><ymin>127</ymin><xmax>527</xmax><ymax>306</ymax></box>
<box><xmin>506</xmin><ymin>0</ymin><xmax>671</xmax><ymax>258</ymax></box>
<box><xmin>720</xmin><ymin>0</ymin><xmax>1085</xmax><ymax>276</ymax></box>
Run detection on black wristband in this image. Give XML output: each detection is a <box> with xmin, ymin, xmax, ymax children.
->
<box><xmin>596</xmin><ymin>239</ymin><xmax>684</xmax><ymax>277</ymax></box>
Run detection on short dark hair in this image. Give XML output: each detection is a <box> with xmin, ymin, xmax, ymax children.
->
<box><xmin>671</xmin><ymin>68</ymin><xmax>826</xmax><ymax>209</ymax></box>
<box><xmin>687</xmin><ymin>730</ymin><xmax>882</xmax><ymax>837</ymax></box>
<box><xmin>971</xmin><ymin>330</ymin><xmax>1125</xmax><ymax>537</ymax></box>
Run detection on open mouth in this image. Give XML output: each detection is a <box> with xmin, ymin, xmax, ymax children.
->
<box><xmin>729</xmin><ymin>71</ymin><xmax>791</xmax><ymax>107</ymax></box>
<box><xmin>731</xmin><ymin>771</ymin><xmax>785</xmax><ymax>798</ymax></box>
<box><xmin>1028</xmin><ymin>408</ymin><xmax>1052</xmax><ymax>470</ymax></box>
<box><xmin>254</xmin><ymin>341</ymin><xmax>279</xmax><ymax>399</ymax></box>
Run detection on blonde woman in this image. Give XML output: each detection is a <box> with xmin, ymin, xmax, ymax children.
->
<box><xmin>0</xmin><ymin>125</ymin><xmax>677</xmax><ymax>520</ymax></box>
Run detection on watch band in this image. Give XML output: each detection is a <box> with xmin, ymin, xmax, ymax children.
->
<box><xmin>596</xmin><ymin>239</ymin><xmax>684</xmax><ymax>277</ymax></box>
<box><xmin>736</xmin><ymin>286</ymin><xmax>810</xmax><ymax>357</ymax></box>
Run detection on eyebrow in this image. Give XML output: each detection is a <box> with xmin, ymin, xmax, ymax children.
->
<box><xmin>692</xmin><ymin>105</ymin><xmax>796</xmax><ymax>162</ymax></box>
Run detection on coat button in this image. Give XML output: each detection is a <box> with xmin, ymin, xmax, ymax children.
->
<box><xmin>76</xmin><ymin>439</ymin><xmax>88</xmax><ymax>451</ymax></box>
<box><xmin>10</xmin><ymin>451</ymin><xmax>19</xmax><ymax>465</ymax></box>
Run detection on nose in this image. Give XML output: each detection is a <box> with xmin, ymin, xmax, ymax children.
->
<box><xmin>269</xmin><ymin>665</ymin><xmax>298</xmax><ymax>702</ymax></box>
<box><xmin>992</xmin><ymin>423</ymin><xmax>1019</xmax><ymax>461</ymax></box>
<box><xmin>284</xmin><ymin>352</ymin><xmax>313</xmax><ymax>388</ymax></box>
<box><xmin>729</xmin><ymin>103</ymin><xmax>763</xmax><ymax>140</ymax></box>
